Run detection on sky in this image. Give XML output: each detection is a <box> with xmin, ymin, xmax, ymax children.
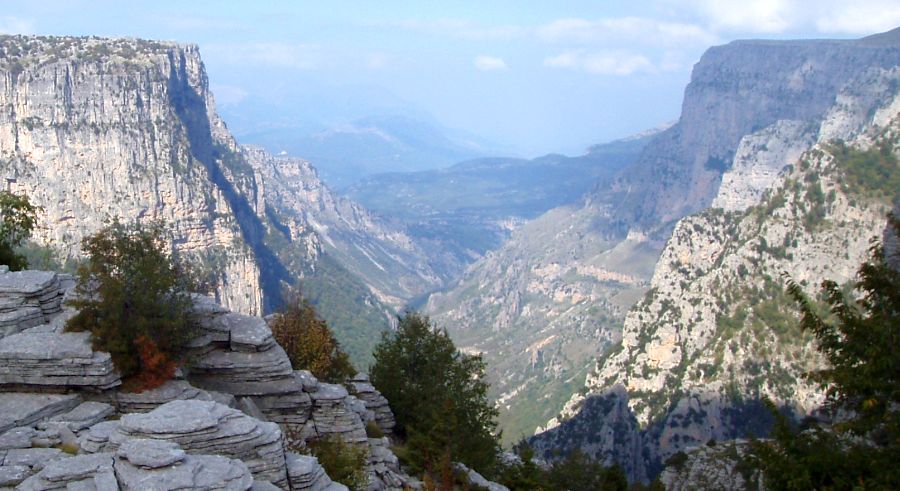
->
<box><xmin>2</xmin><ymin>1</ymin><xmax>900</xmax><ymax>157</ymax></box>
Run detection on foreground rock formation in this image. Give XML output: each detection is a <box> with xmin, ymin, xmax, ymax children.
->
<box><xmin>0</xmin><ymin>268</ymin><xmax>414</xmax><ymax>490</ymax></box>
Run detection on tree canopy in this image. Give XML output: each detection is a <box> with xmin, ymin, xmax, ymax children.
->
<box><xmin>268</xmin><ymin>288</ymin><xmax>355</xmax><ymax>383</ymax></box>
<box><xmin>65</xmin><ymin>220</ymin><xmax>198</xmax><ymax>391</ymax></box>
<box><xmin>370</xmin><ymin>312</ymin><xmax>500</xmax><ymax>477</ymax></box>
<box><xmin>0</xmin><ymin>190</ymin><xmax>39</xmax><ymax>270</ymax></box>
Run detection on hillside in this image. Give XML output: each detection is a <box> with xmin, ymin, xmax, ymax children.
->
<box><xmin>426</xmin><ymin>29</ymin><xmax>900</xmax><ymax>445</ymax></box>
<box><xmin>347</xmin><ymin>134</ymin><xmax>653</xmax><ymax>274</ymax></box>
<box><xmin>530</xmin><ymin>64</ymin><xmax>900</xmax><ymax>482</ymax></box>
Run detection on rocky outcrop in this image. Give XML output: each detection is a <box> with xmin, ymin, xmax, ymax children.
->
<box><xmin>347</xmin><ymin>373</ymin><xmax>396</xmax><ymax>436</ymax></box>
<box><xmin>0</xmin><ymin>263</ymin><xmax>409</xmax><ymax>490</ymax></box>
<box><xmin>658</xmin><ymin>440</ymin><xmax>762</xmax><ymax>491</ymax></box>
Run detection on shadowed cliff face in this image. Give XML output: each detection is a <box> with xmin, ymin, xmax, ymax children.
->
<box><xmin>165</xmin><ymin>49</ymin><xmax>290</xmax><ymax>313</ymax></box>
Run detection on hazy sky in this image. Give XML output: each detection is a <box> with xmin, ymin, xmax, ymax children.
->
<box><xmin>3</xmin><ymin>1</ymin><xmax>899</xmax><ymax>156</ymax></box>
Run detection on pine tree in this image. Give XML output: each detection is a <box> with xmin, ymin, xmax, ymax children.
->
<box><xmin>370</xmin><ymin>312</ymin><xmax>500</xmax><ymax>477</ymax></box>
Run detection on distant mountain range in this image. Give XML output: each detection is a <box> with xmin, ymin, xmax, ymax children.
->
<box><xmin>228</xmin><ymin>114</ymin><xmax>509</xmax><ymax>190</ymax></box>
<box><xmin>346</xmin><ymin>133</ymin><xmax>656</xmax><ymax>281</ymax></box>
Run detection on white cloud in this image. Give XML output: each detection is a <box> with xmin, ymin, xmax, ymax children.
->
<box><xmin>815</xmin><ymin>2</ymin><xmax>900</xmax><ymax>34</ymax></box>
<box><xmin>544</xmin><ymin>50</ymin><xmax>655</xmax><ymax>76</ymax></box>
<box><xmin>694</xmin><ymin>0</ymin><xmax>792</xmax><ymax>33</ymax></box>
<box><xmin>537</xmin><ymin>17</ymin><xmax>718</xmax><ymax>46</ymax></box>
<box><xmin>210</xmin><ymin>84</ymin><xmax>247</xmax><ymax>107</ymax></box>
<box><xmin>683</xmin><ymin>0</ymin><xmax>900</xmax><ymax>35</ymax></box>
<box><xmin>204</xmin><ymin>43</ymin><xmax>322</xmax><ymax>69</ymax></box>
<box><xmin>0</xmin><ymin>16</ymin><xmax>34</xmax><ymax>35</ymax></box>
<box><xmin>474</xmin><ymin>55</ymin><xmax>508</xmax><ymax>71</ymax></box>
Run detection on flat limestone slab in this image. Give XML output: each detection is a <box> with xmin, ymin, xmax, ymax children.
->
<box><xmin>0</xmin><ymin>393</ymin><xmax>82</xmax><ymax>433</ymax></box>
<box><xmin>0</xmin><ymin>331</ymin><xmax>93</xmax><ymax>360</ymax></box>
<box><xmin>0</xmin><ymin>271</ymin><xmax>57</xmax><ymax>295</ymax></box>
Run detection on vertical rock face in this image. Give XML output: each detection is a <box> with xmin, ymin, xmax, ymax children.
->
<box><xmin>0</xmin><ymin>35</ymin><xmax>447</xmax><ymax>354</ymax></box>
<box><xmin>0</xmin><ymin>36</ymin><xmax>262</xmax><ymax>314</ymax></box>
<box><xmin>615</xmin><ymin>33</ymin><xmax>900</xmax><ymax>228</ymax></box>
<box><xmin>531</xmin><ymin>65</ymin><xmax>900</xmax><ymax>482</ymax></box>
<box><xmin>427</xmin><ymin>30</ymin><xmax>900</xmax><ymax>444</ymax></box>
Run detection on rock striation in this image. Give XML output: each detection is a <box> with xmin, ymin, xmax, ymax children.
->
<box><xmin>0</xmin><ymin>264</ymin><xmax>407</xmax><ymax>490</ymax></box>
<box><xmin>347</xmin><ymin>373</ymin><xmax>396</xmax><ymax>436</ymax></box>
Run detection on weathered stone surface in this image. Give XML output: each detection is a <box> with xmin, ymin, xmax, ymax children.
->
<box><xmin>114</xmin><ymin>379</ymin><xmax>220</xmax><ymax>413</ymax></box>
<box><xmin>0</xmin><ymin>393</ymin><xmax>81</xmax><ymax>433</ymax></box>
<box><xmin>115</xmin><ymin>451</ymin><xmax>254</xmax><ymax>491</ymax></box>
<box><xmin>0</xmin><ymin>331</ymin><xmax>120</xmax><ymax>390</ymax></box>
<box><xmin>285</xmin><ymin>453</ymin><xmax>348</xmax><ymax>491</ymax></box>
<box><xmin>78</xmin><ymin>421</ymin><xmax>120</xmax><ymax>454</ymax></box>
<box><xmin>17</xmin><ymin>452</ymin><xmax>114</xmax><ymax>491</ymax></box>
<box><xmin>43</xmin><ymin>401</ymin><xmax>115</xmax><ymax>432</ymax></box>
<box><xmin>347</xmin><ymin>373</ymin><xmax>396</xmax><ymax>435</ymax></box>
<box><xmin>366</xmin><ymin>438</ymin><xmax>419</xmax><ymax>491</ymax></box>
<box><xmin>307</xmin><ymin>384</ymin><xmax>367</xmax><ymax>443</ymax></box>
<box><xmin>189</xmin><ymin>344</ymin><xmax>295</xmax><ymax>396</ymax></box>
<box><xmin>116</xmin><ymin>438</ymin><xmax>185</xmax><ymax>469</ymax></box>
<box><xmin>0</xmin><ymin>464</ymin><xmax>30</xmax><ymax>487</ymax></box>
<box><xmin>0</xmin><ymin>426</ymin><xmax>37</xmax><ymax>450</ymax></box>
<box><xmin>1</xmin><ymin>447</ymin><xmax>66</xmax><ymax>470</ymax></box>
<box><xmin>111</xmin><ymin>400</ymin><xmax>288</xmax><ymax>488</ymax></box>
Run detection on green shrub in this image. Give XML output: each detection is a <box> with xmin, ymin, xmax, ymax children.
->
<box><xmin>269</xmin><ymin>289</ymin><xmax>356</xmax><ymax>383</ymax></box>
<box><xmin>307</xmin><ymin>435</ymin><xmax>368</xmax><ymax>491</ymax></box>
<box><xmin>0</xmin><ymin>190</ymin><xmax>39</xmax><ymax>271</ymax></box>
<box><xmin>65</xmin><ymin>220</ymin><xmax>198</xmax><ymax>391</ymax></box>
<box><xmin>370</xmin><ymin>312</ymin><xmax>499</xmax><ymax>477</ymax></box>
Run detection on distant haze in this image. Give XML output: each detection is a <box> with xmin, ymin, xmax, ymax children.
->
<box><xmin>3</xmin><ymin>1</ymin><xmax>898</xmax><ymax>157</ymax></box>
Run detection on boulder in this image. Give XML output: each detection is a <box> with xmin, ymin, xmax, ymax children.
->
<box><xmin>109</xmin><ymin>399</ymin><xmax>288</xmax><ymax>488</ymax></box>
<box><xmin>0</xmin><ymin>393</ymin><xmax>81</xmax><ymax>433</ymax></box>
<box><xmin>17</xmin><ymin>452</ymin><xmax>116</xmax><ymax>491</ymax></box>
<box><xmin>285</xmin><ymin>453</ymin><xmax>348</xmax><ymax>491</ymax></box>
<box><xmin>0</xmin><ymin>331</ymin><xmax>120</xmax><ymax>390</ymax></box>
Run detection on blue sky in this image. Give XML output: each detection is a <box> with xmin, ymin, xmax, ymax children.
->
<box><xmin>3</xmin><ymin>1</ymin><xmax>900</xmax><ymax>157</ymax></box>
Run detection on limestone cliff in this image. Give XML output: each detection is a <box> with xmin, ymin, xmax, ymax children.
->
<box><xmin>0</xmin><ymin>35</ymin><xmax>449</xmax><ymax>362</ymax></box>
<box><xmin>531</xmin><ymin>67</ymin><xmax>900</xmax><ymax>482</ymax></box>
<box><xmin>0</xmin><ymin>36</ymin><xmax>263</xmax><ymax>314</ymax></box>
<box><xmin>241</xmin><ymin>146</ymin><xmax>443</xmax><ymax>309</ymax></box>
<box><xmin>426</xmin><ymin>30</ymin><xmax>900</xmax><ymax>444</ymax></box>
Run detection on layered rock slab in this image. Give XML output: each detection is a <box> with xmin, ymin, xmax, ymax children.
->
<box><xmin>107</xmin><ymin>400</ymin><xmax>288</xmax><ymax>488</ymax></box>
